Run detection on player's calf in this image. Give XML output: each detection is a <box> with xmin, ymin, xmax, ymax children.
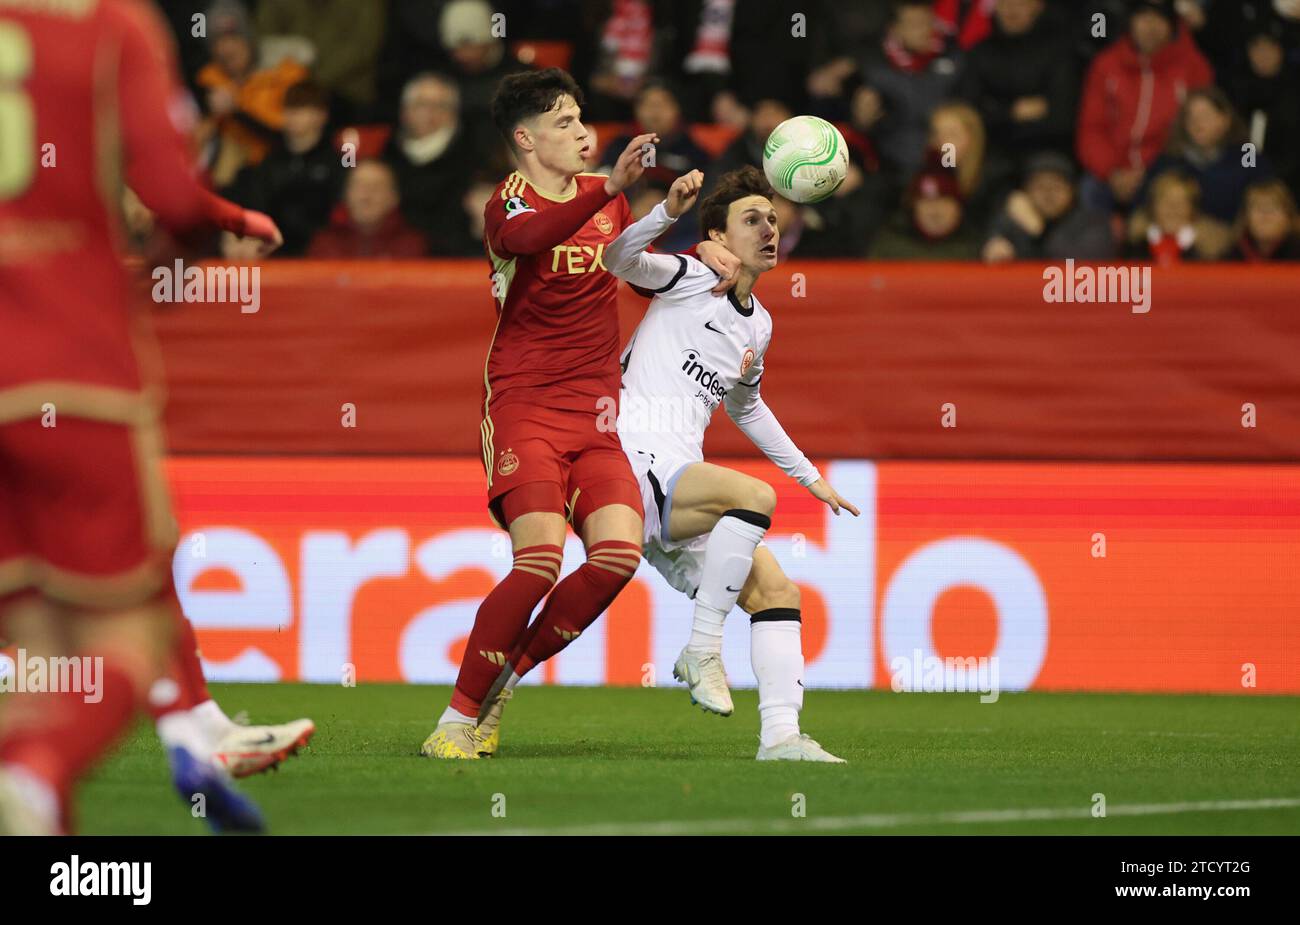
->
<box><xmin>511</xmin><ymin>539</ymin><xmax>641</xmax><ymax>677</ymax></box>
<box><xmin>739</xmin><ymin>552</ymin><xmax>842</xmax><ymax>760</ymax></box>
<box><xmin>442</xmin><ymin>537</ymin><xmax>562</xmax><ymax>724</ymax></box>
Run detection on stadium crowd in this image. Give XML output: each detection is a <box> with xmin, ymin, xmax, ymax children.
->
<box><xmin>152</xmin><ymin>0</ymin><xmax>1300</xmax><ymax>263</ymax></box>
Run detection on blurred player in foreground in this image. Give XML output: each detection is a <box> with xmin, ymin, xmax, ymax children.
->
<box><xmin>421</xmin><ymin>69</ymin><xmax>739</xmax><ymax>759</ymax></box>
<box><xmin>0</xmin><ymin>0</ymin><xmax>296</xmax><ymax>833</ymax></box>
<box><xmin>479</xmin><ymin>167</ymin><xmax>858</xmax><ymax>761</ymax></box>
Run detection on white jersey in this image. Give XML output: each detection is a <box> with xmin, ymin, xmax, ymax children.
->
<box><xmin>607</xmin><ymin>201</ymin><xmax>820</xmax><ymax>487</ymax></box>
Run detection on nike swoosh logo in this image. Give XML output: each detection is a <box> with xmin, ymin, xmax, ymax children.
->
<box><xmin>244</xmin><ymin>733</ymin><xmax>276</xmax><ymax>746</ymax></box>
<box><xmin>704</xmin><ymin>321</ymin><xmax>725</xmax><ymax>334</ymax></box>
<box><xmin>726</xmin><ymin>585</ymin><xmax>742</xmax><ymax>593</ymax></box>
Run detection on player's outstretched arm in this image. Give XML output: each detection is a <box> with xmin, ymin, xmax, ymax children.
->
<box><xmin>490</xmin><ymin>182</ymin><xmax>617</xmax><ymax>258</ymax></box>
<box><xmin>694</xmin><ymin>241</ymin><xmax>741</xmax><ymax>294</ymax></box>
<box><xmin>670</xmin><ymin>170</ymin><xmax>743</xmax><ymax>292</ymax></box>
<box><xmin>114</xmin><ymin>3</ymin><xmax>281</xmax><ymax>252</ymax></box>
<box><xmin>805</xmin><ymin>477</ymin><xmax>861</xmax><ymax>517</ymax></box>
<box><xmin>489</xmin><ymin>132</ymin><xmax>660</xmax><ymax>258</ymax></box>
<box><xmin>725</xmin><ymin>380</ymin><xmax>858</xmax><ymax>517</ymax></box>
<box><xmin>605</xmin><ymin>170</ymin><xmax>706</xmax><ymax>290</ymax></box>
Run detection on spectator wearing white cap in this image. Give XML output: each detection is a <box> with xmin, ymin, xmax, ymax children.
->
<box><xmin>440</xmin><ymin>0</ymin><xmax>530</xmax><ymax>129</ymax></box>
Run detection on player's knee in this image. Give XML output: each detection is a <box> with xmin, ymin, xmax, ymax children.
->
<box><xmin>738</xmin><ymin>478</ymin><xmax>777</xmax><ymax>518</ymax></box>
<box><xmin>511</xmin><ymin>545</ymin><xmax>564</xmax><ymax>591</ymax></box>
<box><xmin>586</xmin><ymin>540</ymin><xmax>641</xmax><ymax>585</ymax></box>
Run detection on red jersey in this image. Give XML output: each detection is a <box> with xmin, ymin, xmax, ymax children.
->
<box><xmin>482</xmin><ymin>170</ymin><xmax>631</xmax><ymax>417</ymax></box>
<box><xmin>0</xmin><ymin>0</ymin><xmax>244</xmax><ymax>403</ymax></box>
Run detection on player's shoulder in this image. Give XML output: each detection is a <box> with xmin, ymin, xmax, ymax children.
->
<box><xmin>650</xmin><ymin>254</ymin><xmax>721</xmax><ymax>303</ymax></box>
<box><xmin>751</xmin><ymin>291</ymin><xmax>774</xmax><ymax>326</ymax></box>
<box><xmin>744</xmin><ymin>290</ymin><xmax>775</xmax><ymax>344</ymax></box>
<box><xmin>576</xmin><ymin>172</ymin><xmax>612</xmax><ymax>190</ymax></box>
<box><xmin>492</xmin><ymin>171</ymin><xmax>529</xmax><ymax>202</ymax></box>
<box><xmin>488</xmin><ymin>171</ymin><xmax>539</xmax><ymax>223</ymax></box>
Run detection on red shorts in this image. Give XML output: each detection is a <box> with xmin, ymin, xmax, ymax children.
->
<box><xmin>0</xmin><ymin>413</ymin><xmax>176</xmax><ymax>611</ymax></box>
<box><xmin>481</xmin><ymin>401</ymin><xmax>642</xmax><ymax>530</ymax></box>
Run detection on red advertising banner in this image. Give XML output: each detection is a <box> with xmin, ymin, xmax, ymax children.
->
<box><xmin>165</xmin><ymin>456</ymin><xmax>1299</xmax><ymax>695</ymax></box>
<box><xmin>151</xmin><ymin>261</ymin><xmax>1300</xmax><ymax>461</ymax></box>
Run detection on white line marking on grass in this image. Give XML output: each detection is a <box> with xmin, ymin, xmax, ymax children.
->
<box><xmin>1099</xmin><ymin>730</ymin><xmax>1274</xmax><ymax>739</ymax></box>
<box><xmin>446</xmin><ymin>797</ymin><xmax>1300</xmax><ymax>836</ymax></box>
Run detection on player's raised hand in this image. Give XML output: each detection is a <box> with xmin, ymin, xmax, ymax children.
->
<box><xmin>604</xmin><ymin>132</ymin><xmax>659</xmax><ymax>196</ymax></box>
<box><xmin>241</xmin><ymin>209</ymin><xmax>283</xmax><ymax>257</ymax></box>
<box><xmin>695</xmin><ymin>240</ymin><xmax>741</xmax><ymax>294</ymax></box>
<box><xmin>807</xmin><ymin>478</ymin><xmax>861</xmax><ymax>517</ymax></box>
<box><xmin>665</xmin><ymin>169</ymin><xmax>704</xmax><ymax>218</ymax></box>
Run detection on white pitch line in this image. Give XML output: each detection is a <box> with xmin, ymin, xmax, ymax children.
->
<box><xmin>440</xmin><ymin>797</ymin><xmax>1300</xmax><ymax>836</ymax></box>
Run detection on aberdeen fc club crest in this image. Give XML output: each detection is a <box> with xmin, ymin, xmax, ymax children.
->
<box><xmin>740</xmin><ymin>348</ymin><xmax>756</xmax><ymax>376</ymax></box>
<box><xmin>593</xmin><ymin>211</ymin><xmax>613</xmax><ymax>235</ymax></box>
<box><xmin>497</xmin><ymin>449</ymin><xmax>519</xmax><ymax>476</ymax></box>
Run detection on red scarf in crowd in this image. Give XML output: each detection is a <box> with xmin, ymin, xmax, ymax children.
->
<box><xmin>602</xmin><ymin>0</ymin><xmax>653</xmax><ymax>79</ymax></box>
<box><xmin>933</xmin><ymin>0</ymin><xmax>996</xmax><ymax>49</ymax></box>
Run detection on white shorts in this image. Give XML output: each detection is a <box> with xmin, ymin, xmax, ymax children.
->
<box><xmin>624</xmin><ymin>446</ymin><xmax>764</xmax><ymax>599</ymax></box>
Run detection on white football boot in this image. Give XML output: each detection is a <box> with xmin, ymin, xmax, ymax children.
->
<box><xmin>212</xmin><ymin>718</ymin><xmax>315</xmax><ymax>778</ymax></box>
<box><xmin>673</xmin><ymin>647</ymin><xmax>734</xmax><ymax>716</ymax></box>
<box><xmin>755</xmin><ymin>733</ymin><xmax>846</xmax><ymax>763</ymax></box>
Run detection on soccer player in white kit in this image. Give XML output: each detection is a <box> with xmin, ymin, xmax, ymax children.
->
<box><xmin>606</xmin><ymin>166</ymin><xmax>860</xmax><ymax>761</ymax></box>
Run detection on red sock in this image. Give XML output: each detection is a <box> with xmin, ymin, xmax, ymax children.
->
<box><xmin>512</xmin><ymin>540</ymin><xmax>641</xmax><ymax>677</ymax></box>
<box><xmin>0</xmin><ymin>664</ymin><xmax>139</xmax><ymax>825</ymax></box>
<box><xmin>449</xmin><ymin>544</ymin><xmax>562</xmax><ymax>716</ymax></box>
<box><xmin>146</xmin><ymin>609</ymin><xmax>211</xmax><ymax>720</ymax></box>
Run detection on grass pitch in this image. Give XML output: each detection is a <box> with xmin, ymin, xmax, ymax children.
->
<box><xmin>78</xmin><ymin>683</ymin><xmax>1300</xmax><ymax>835</ymax></box>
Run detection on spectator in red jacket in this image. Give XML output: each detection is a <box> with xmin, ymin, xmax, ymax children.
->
<box><xmin>308</xmin><ymin>160</ymin><xmax>429</xmax><ymax>258</ymax></box>
<box><xmin>1076</xmin><ymin>0</ymin><xmax>1212</xmax><ymax>213</ymax></box>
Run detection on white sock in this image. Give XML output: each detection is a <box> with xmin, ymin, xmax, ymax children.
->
<box><xmin>502</xmin><ymin>671</ymin><xmax>522</xmax><ymax>694</ymax></box>
<box><xmin>438</xmin><ymin>706</ymin><xmax>476</xmax><ymax>726</ymax></box>
<box><xmin>688</xmin><ymin>510</ymin><xmax>769</xmax><ymax>652</ymax></box>
<box><xmin>193</xmin><ymin>699</ymin><xmax>237</xmax><ymax>742</ymax></box>
<box><xmin>751</xmin><ymin>614</ymin><xmax>803</xmax><ymax>748</ymax></box>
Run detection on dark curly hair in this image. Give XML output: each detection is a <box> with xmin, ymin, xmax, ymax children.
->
<box><xmin>699</xmin><ymin>166</ymin><xmax>776</xmax><ymax>237</ymax></box>
<box><xmin>491</xmin><ymin>68</ymin><xmax>585</xmax><ymax>150</ymax></box>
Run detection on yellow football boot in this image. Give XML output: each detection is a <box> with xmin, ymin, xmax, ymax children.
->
<box><xmin>420</xmin><ymin>722</ymin><xmax>482</xmax><ymax>759</ymax></box>
<box><xmin>474</xmin><ymin>687</ymin><xmax>513</xmax><ymax>757</ymax></box>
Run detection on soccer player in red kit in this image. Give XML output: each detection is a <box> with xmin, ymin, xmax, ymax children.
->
<box><xmin>421</xmin><ymin>69</ymin><xmax>737</xmax><ymax>758</ymax></box>
<box><xmin>0</xmin><ymin>0</ymin><xmax>283</xmax><ymax>833</ymax></box>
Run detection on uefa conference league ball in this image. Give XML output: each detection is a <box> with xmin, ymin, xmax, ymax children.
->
<box><xmin>762</xmin><ymin>115</ymin><xmax>849</xmax><ymax>204</ymax></box>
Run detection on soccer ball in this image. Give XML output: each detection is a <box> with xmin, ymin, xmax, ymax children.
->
<box><xmin>762</xmin><ymin>115</ymin><xmax>849</xmax><ymax>204</ymax></box>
